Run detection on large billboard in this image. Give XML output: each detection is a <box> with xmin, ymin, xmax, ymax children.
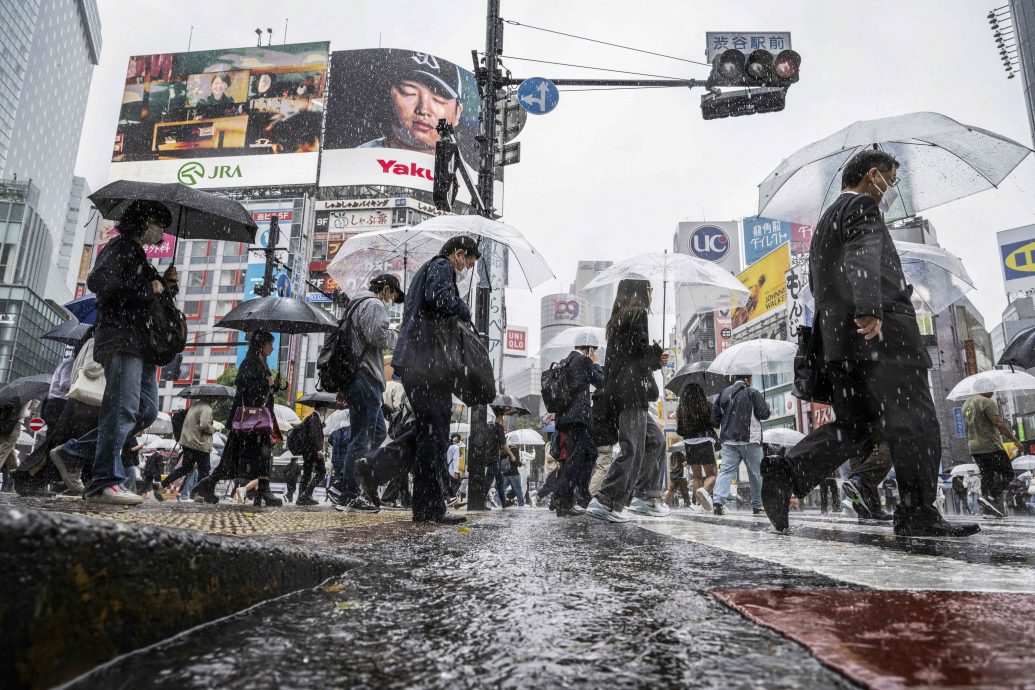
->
<box><xmin>236</xmin><ymin>200</ymin><xmax>295</xmax><ymax>367</ymax></box>
<box><xmin>674</xmin><ymin>221</ymin><xmax>741</xmax><ymax>275</ymax></box>
<box><xmin>732</xmin><ymin>244</ymin><xmax>790</xmax><ymax>330</ymax></box>
<box><xmin>742</xmin><ymin>216</ymin><xmax>815</xmax><ymax>267</ymax></box>
<box><xmin>998</xmin><ymin>224</ymin><xmax>1035</xmax><ymax>293</ymax></box>
<box><xmin>110</xmin><ymin>42</ymin><xmax>329</xmax><ymax>188</ymax></box>
<box><xmin>320</xmin><ymin>49</ymin><xmax>482</xmax><ymax>192</ymax></box>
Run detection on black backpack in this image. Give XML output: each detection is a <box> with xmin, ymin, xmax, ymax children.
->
<box><xmin>287</xmin><ymin>414</ymin><xmax>321</xmax><ymax>455</ymax></box>
<box><xmin>316</xmin><ymin>296</ymin><xmax>373</xmax><ymax>394</ymax></box>
<box><xmin>541</xmin><ymin>353</ymin><xmax>578</xmax><ymax>414</ymax></box>
<box><xmin>171</xmin><ymin>408</ymin><xmax>188</xmax><ymax>443</ymax></box>
<box><xmin>141</xmin><ymin>291</ymin><xmax>188</xmax><ymax>366</ymax></box>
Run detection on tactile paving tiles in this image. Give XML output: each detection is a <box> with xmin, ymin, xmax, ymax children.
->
<box><xmin>712</xmin><ymin>588</ymin><xmax>1035</xmax><ymax>690</ymax></box>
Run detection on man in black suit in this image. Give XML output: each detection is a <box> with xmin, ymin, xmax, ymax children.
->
<box><xmin>553</xmin><ymin>334</ymin><xmax>605</xmax><ymax>516</ymax></box>
<box><xmin>761</xmin><ymin>150</ymin><xmax>979</xmax><ymax>538</ymax></box>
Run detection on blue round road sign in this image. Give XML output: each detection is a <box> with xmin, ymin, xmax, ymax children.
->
<box><xmin>518</xmin><ymin>77</ymin><xmax>559</xmax><ymax>115</ymax></box>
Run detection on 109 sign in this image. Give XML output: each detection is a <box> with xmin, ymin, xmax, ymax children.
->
<box><xmin>688</xmin><ymin>225</ymin><xmax>731</xmax><ymax>262</ymax></box>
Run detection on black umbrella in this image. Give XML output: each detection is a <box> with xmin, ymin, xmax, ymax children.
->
<box><xmin>0</xmin><ymin>374</ymin><xmax>53</xmax><ymax>404</ymax></box>
<box><xmin>296</xmin><ymin>391</ymin><xmax>344</xmax><ymax>408</ymax></box>
<box><xmin>88</xmin><ymin>180</ymin><xmax>257</xmax><ymax>243</ymax></box>
<box><xmin>999</xmin><ymin>326</ymin><xmax>1035</xmax><ymax>369</ymax></box>
<box><xmin>491</xmin><ymin>394</ymin><xmax>531</xmax><ymax>416</ymax></box>
<box><xmin>216</xmin><ymin>296</ymin><xmax>337</xmax><ymax>335</ymax></box>
<box><xmin>178</xmin><ymin>384</ymin><xmax>236</xmax><ymax>399</ymax></box>
<box><xmin>42</xmin><ymin>320</ymin><xmax>91</xmax><ymax>346</ymax></box>
<box><xmin>665</xmin><ymin>361</ymin><xmax>736</xmax><ymax>398</ymax></box>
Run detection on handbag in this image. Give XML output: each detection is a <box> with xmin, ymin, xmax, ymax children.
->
<box><xmin>67</xmin><ymin>339</ymin><xmax>106</xmax><ymax>406</ymax></box>
<box><xmin>428</xmin><ymin>316</ymin><xmax>496</xmax><ymax>406</ymax></box>
<box><xmin>791</xmin><ymin>325</ymin><xmax>833</xmax><ymax>405</ymax></box>
<box><xmin>232</xmin><ymin>403</ymin><xmax>274</xmax><ymax>434</ymax></box>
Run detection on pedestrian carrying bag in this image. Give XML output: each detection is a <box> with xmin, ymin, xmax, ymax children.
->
<box><xmin>67</xmin><ymin>339</ymin><xmax>106</xmax><ymax>406</ymax></box>
<box><xmin>140</xmin><ymin>290</ymin><xmax>188</xmax><ymax>366</ymax></box>
<box><xmin>232</xmin><ymin>394</ymin><xmax>274</xmax><ymax>434</ymax></box>
<box><xmin>541</xmin><ymin>353</ymin><xmax>577</xmax><ymax>414</ymax></box>
<box><xmin>791</xmin><ymin>325</ymin><xmax>832</xmax><ymax>405</ymax></box>
<box><xmin>316</xmin><ymin>297</ymin><xmax>374</xmax><ymax>394</ymax></box>
<box><xmin>428</xmin><ymin>316</ymin><xmax>496</xmax><ymax>406</ymax></box>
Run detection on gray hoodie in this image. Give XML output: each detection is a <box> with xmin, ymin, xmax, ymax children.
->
<box><xmin>348</xmin><ymin>291</ymin><xmax>398</xmax><ymax>391</ymax></box>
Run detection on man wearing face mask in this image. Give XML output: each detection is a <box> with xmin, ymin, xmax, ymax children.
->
<box><xmin>392</xmin><ymin>235</ymin><xmax>479</xmax><ymax>524</ymax></box>
<box><xmin>328</xmin><ymin>273</ymin><xmax>403</xmax><ymax>513</ymax></box>
<box><xmin>761</xmin><ymin>150</ymin><xmax>980</xmax><ymax>538</ymax></box>
<box><xmin>50</xmin><ymin>200</ymin><xmax>177</xmax><ymax>505</ymax></box>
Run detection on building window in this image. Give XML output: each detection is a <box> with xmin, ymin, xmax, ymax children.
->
<box><xmin>186</xmin><ymin>270</ymin><xmax>207</xmax><ymax>295</ymax></box>
<box><xmin>182</xmin><ymin>300</ymin><xmax>209</xmax><ymax>321</ymax></box>
<box><xmin>219</xmin><ymin>269</ymin><xmax>244</xmax><ymax>294</ymax></box>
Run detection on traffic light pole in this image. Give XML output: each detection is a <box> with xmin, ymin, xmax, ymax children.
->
<box><xmin>254</xmin><ymin>214</ymin><xmax>280</xmax><ymax>298</ymax></box>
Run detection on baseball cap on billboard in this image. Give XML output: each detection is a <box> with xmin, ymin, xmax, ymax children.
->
<box><xmin>386</xmin><ymin>50</ymin><xmax>462</xmax><ymax>101</ymax></box>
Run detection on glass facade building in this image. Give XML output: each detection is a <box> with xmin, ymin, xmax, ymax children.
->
<box><xmin>0</xmin><ymin>284</ymin><xmax>65</xmax><ymax>385</ymax></box>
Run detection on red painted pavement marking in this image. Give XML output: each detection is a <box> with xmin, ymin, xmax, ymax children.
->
<box><xmin>711</xmin><ymin>588</ymin><xmax>1035</xmax><ymax>690</ymax></box>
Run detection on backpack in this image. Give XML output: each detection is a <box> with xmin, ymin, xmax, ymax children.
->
<box><xmin>140</xmin><ymin>291</ymin><xmax>188</xmax><ymax>366</ymax></box>
<box><xmin>287</xmin><ymin>414</ymin><xmax>320</xmax><ymax>455</ymax></box>
<box><xmin>541</xmin><ymin>353</ymin><xmax>578</xmax><ymax>414</ymax></box>
<box><xmin>316</xmin><ymin>296</ymin><xmax>374</xmax><ymax>394</ymax></box>
<box><xmin>171</xmin><ymin>408</ymin><xmax>188</xmax><ymax>443</ymax></box>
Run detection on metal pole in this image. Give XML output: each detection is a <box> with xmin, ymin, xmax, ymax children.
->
<box><xmin>467</xmin><ymin>0</ymin><xmax>502</xmax><ymax>512</ymax></box>
<box><xmin>259</xmin><ymin>214</ymin><xmax>280</xmax><ymax>297</ymax></box>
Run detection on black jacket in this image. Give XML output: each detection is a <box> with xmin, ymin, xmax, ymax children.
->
<box><xmin>393</xmin><ymin>256</ymin><xmax>472</xmax><ymax>378</ymax></box>
<box><xmin>557</xmin><ymin>351</ymin><xmax>604</xmax><ymax>429</ymax></box>
<box><xmin>810</xmin><ymin>192</ymin><xmax>930</xmax><ymax>368</ymax></box>
<box><xmin>229</xmin><ymin>355</ymin><xmax>275</xmax><ymax>425</ymax></box>
<box><xmin>86</xmin><ymin>235</ymin><xmax>158</xmax><ymax>364</ymax></box>
<box><xmin>712</xmin><ymin>381</ymin><xmax>771</xmax><ymax>443</ymax></box>
<box><xmin>603</xmin><ymin>309</ymin><xmax>663</xmax><ymax>410</ymax></box>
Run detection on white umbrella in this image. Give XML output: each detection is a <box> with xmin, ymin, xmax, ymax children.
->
<box><xmin>450</xmin><ymin>422</ymin><xmax>470</xmax><ymax>435</ymax></box>
<box><xmin>274</xmin><ymin>404</ymin><xmax>301</xmax><ymax>429</ymax></box>
<box><xmin>16</xmin><ymin>430</ymin><xmax>34</xmax><ymax>446</ymax></box>
<box><xmin>507</xmin><ymin>428</ymin><xmax>545</xmax><ymax>446</ymax></box>
<box><xmin>538</xmin><ymin>327</ymin><xmax>607</xmax><ymax>367</ymax></box>
<box><xmin>950</xmin><ymin>463</ymin><xmax>979</xmax><ymax>477</ymax></box>
<box><xmin>323</xmin><ymin>409</ymin><xmax>350</xmax><ymax>436</ymax></box>
<box><xmin>946</xmin><ymin>370</ymin><xmax>1035</xmax><ymax>401</ymax></box>
<box><xmin>137</xmin><ymin>433</ymin><xmax>166</xmax><ymax>448</ymax></box>
<box><xmin>1011</xmin><ymin>456</ymin><xmax>1035</xmax><ymax>471</ymax></box>
<box><xmin>762</xmin><ymin>428</ymin><xmax>805</xmax><ymax>448</ymax></box>
<box><xmin>212</xmin><ymin>432</ymin><xmax>226</xmax><ymax>449</ymax></box>
<box><xmin>146</xmin><ymin>411</ymin><xmax>173</xmax><ymax>435</ymax></box>
<box><xmin>707</xmin><ymin>339</ymin><xmax>797</xmax><ymax>377</ymax></box>
<box><xmin>143</xmin><ymin>438</ymin><xmax>176</xmax><ymax>451</ymax></box>
<box><xmin>894</xmin><ymin>241</ymin><xmax>975</xmax><ymax>315</ymax></box>
<box><xmin>758</xmin><ymin>112</ymin><xmax>1033</xmax><ymax>225</ymax></box>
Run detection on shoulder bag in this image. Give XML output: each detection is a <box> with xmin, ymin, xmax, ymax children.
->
<box><xmin>232</xmin><ymin>394</ymin><xmax>274</xmax><ymax>434</ymax></box>
<box><xmin>791</xmin><ymin>325</ymin><xmax>833</xmax><ymax>405</ymax></box>
<box><xmin>67</xmin><ymin>339</ymin><xmax>106</xmax><ymax>406</ymax></box>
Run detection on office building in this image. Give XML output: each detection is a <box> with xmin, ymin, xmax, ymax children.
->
<box><xmin>570</xmin><ymin>260</ymin><xmax>613</xmax><ymax>329</ymax></box>
<box><xmin>1009</xmin><ymin>0</ymin><xmax>1035</xmax><ymax>146</ymax></box>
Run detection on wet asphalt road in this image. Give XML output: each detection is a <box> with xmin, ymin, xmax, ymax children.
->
<box><xmin>70</xmin><ymin>509</ymin><xmax>861</xmax><ymax>689</ymax></box>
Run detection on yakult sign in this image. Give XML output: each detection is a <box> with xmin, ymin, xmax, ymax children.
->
<box><xmin>674</xmin><ymin>221</ymin><xmax>741</xmax><ymax>274</ymax></box>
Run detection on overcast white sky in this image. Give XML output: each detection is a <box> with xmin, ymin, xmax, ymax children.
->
<box><xmin>75</xmin><ymin>0</ymin><xmax>1035</xmax><ymax>352</ymax></box>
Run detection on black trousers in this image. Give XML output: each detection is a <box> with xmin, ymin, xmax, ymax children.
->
<box><xmin>299</xmin><ymin>453</ymin><xmax>325</xmax><ymax>497</ymax></box>
<box><xmin>163</xmin><ymin>448</ymin><xmax>211</xmax><ymax>488</ymax></box>
<box><xmin>972</xmin><ymin>450</ymin><xmax>1012</xmax><ymax>501</ymax></box>
<box><xmin>403</xmin><ymin>379</ymin><xmax>451</xmax><ymax>520</ymax></box>
<box><xmin>786</xmin><ymin>361</ymin><xmax>939</xmax><ymax>515</ymax></box>
<box><xmin>819</xmin><ymin>476</ymin><xmax>839</xmax><ymax>512</ymax></box>
<box><xmin>555</xmin><ymin>424</ymin><xmax>597</xmax><ymax>503</ymax></box>
<box><xmin>848</xmin><ymin>442</ymin><xmax>893</xmax><ymax>496</ymax></box>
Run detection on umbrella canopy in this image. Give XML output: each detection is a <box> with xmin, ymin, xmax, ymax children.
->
<box><xmin>212</xmin><ymin>432</ymin><xmax>226</xmax><ymax>449</ymax></box>
<box><xmin>946</xmin><ymin>370</ymin><xmax>1035</xmax><ymax>401</ymax></box>
<box><xmin>89</xmin><ymin>180</ymin><xmax>258</xmax><ymax>243</ymax></box>
<box><xmin>274</xmin><ymin>404</ymin><xmax>301</xmax><ymax>429</ymax></box>
<box><xmin>665</xmin><ymin>361</ymin><xmax>736</xmax><ymax>397</ymax></box>
<box><xmin>894</xmin><ymin>241</ymin><xmax>975</xmax><ymax>315</ymax></box>
<box><xmin>950</xmin><ymin>463</ymin><xmax>979</xmax><ymax>477</ymax></box>
<box><xmin>998</xmin><ymin>326</ymin><xmax>1035</xmax><ymax>369</ymax></box>
<box><xmin>296</xmin><ymin>391</ymin><xmax>344</xmax><ymax>408</ymax></box>
<box><xmin>1011</xmin><ymin>455</ymin><xmax>1035</xmax><ymax>471</ymax></box>
<box><xmin>326</xmin><ymin>215</ymin><xmax>554</xmax><ymax>294</ymax></box>
<box><xmin>538</xmin><ymin>327</ymin><xmax>607</xmax><ymax>367</ymax></box>
<box><xmin>178</xmin><ymin>384</ymin><xmax>236</xmax><ymax>399</ymax></box>
<box><xmin>146</xmin><ymin>411</ymin><xmax>173</xmax><ymax>435</ymax></box>
<box><xmin>42</xmin><ymin>319</ymin><xmax>91</xmax><ymax>346</ymax></box>
<box><xmin>142</xmin><ymin>438</ymin><xmax>177</xmax><ymax>451</ymax></box>
<box><xmin>323</xmin><ymin>409</ymin><xmax>350</xmax><ymax>435</ymax></box>
<box><xmin>217</xmin><ymin>296</ymin><xmax>337</xmax><ymax>335</ymax></box>
<box><xmin>758</xmin><ymin>112</ymin><xmax>1033</xmax><ymax>226</ymax></box>
<box><xmin>136</xmin><ymin>433</ymin><xmax>165</xmax><ymax>447</ymax></box>
<box><xmin>17</xmin><ymin>430</ymin><xmax>35</xmax><ymax>446</ymax></box>
<box><xmin>450</xmin><ymin>422</ymin><xmax>470</xmax><ymax>435</ymax></box>
<box><xmin>707</xmin><ymin>339</ymin><xmax>798</xmax><ymax>377</ymax></box>
<box><xmin>63</xmin><ymin>295</ymin><xmax>96</xmax><ymax>325</ymax></box>
<box><xmin>0</xmin><ymin>374</ymin><xmax>53</xmax><ymax>404</ymax></box>
<box><xmin>507</xmin><ymin>428</ymin><xmax>546</xmax><ymax>446</ymax></box>
<box><xmin>491</xmin><ymin>395</ymin><xmax>531</xmax><ymax>416</ymax></box>
<box><xmin>762</xmin><ymin>427</ymin><xmax>806</xmax><ymax>448</ymax></box>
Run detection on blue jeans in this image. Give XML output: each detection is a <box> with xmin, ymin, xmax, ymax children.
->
<box><xmin>59</xmin><ymin>352</ymin><xmax>159</xmax><ymax>496</ymax></box>
<box><xmin>503</xmin><ymin>474</ymin><xmax>525</xmax><ymax>506</ymax></box>
<box><xmin>714</xmin><ymin>443</ymin><xmax>763</xmax><ymax>509</ymax></box>
<box><xmin>342</xmin><ymin>375</ymin><xmax>386</xmax><ymax>499</ymax></box>
<box><xmin>180</xmin><ymin>469</ymin><xmax>198</xmax><ymax>498</ymax></box>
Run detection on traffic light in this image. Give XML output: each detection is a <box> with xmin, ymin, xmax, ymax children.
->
<box><xmin>433</xmin><ymin>137</ymin><xmax>459</xmax><ymax>212</ymax></box>
<box><xmin>701</xmin><ymin>88</ymin><xmax>786</xmax><ymax>120</ymax></box>
<box><xmin>708</xmin><ymin>48</ymin><xmax>801</xmax><ymax>88</ymax></box>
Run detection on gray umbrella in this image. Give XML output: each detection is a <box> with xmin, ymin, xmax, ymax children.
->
<box><xmin>999</xmin><ymin>325</ymin><xmax>1035</xmax><ymax>369</ymax></box>
<box><xmin>758</xmin><ymin>112</ymin><xmax>1033</xmax><ymax>225</ymax></box>
<box><xmin>665</xmin><ymin>361</ymin><xmax>736</xmax><ymax>398</ymax></box>
<box><xmin>178</xmin><ymin>384</ymin><xmax>236</xmax><ymax>399</ymax></box>
<box><xmin>491</xmin><ymin>394</ymin><xmax>531</xmax><ymax>416</ymax></box>
<box><xmin>89</xmin><ymin>180</ymin><xmax>257</xmax><ymax>243</ymax></box>
<box><xmin>0</xmin><ymin>374</ymin><xmax>53</xmax><ymax>403</ymax></box>
<box><xmin>216</xmin><ymin>296</ymin><xmax>337</xmax><ymax>335</ymax></box>
<box><xmin>296</xmin><ymin>391</ymin><xmax>345</xmax><ymax>408</ymax></box>
<box><xmin>42</xmin><ymin>320</ymin><xmax>91</xmax><ymax>346</ymax></box>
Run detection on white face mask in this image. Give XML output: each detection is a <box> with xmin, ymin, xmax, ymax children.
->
<box><xmin>456</xmin><ymin>267</ymin><xmax>472</xmax><ymax>283</ymax></box>
<box><xmin>142</xmin><ymin>223</ymin><xmax>165</xmax><ymax>245</ymax></box>
<box><xmin>875</xmin><ymin>171</ymin><xmax>899</xmax><ymax>215</ymax></box>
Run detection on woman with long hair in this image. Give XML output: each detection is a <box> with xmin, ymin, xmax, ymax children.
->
<box><xmin>586</xmin><ymin>278</ymin><xmax>669</xmax><ymax>523</ymax></box>
<box><xmin>194</xmin><ymin>330</ymin><xmax>282</xmax><ymax>507</ymax></box>
<box><xmin>676</xmin><ymin>382</ymin><xmax>718</xmax><ymax>510</ymax></box>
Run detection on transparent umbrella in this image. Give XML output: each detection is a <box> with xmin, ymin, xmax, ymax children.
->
<box><xmin>894</xmin><ymin>241</ymin><xmax>975</xmax><ymax>314</ymax></box>
<box><xmin>947</xmin><ymin>370</ymin><xmax>1035</xmax><ymax>400</ymax></box>
<box><xmin>274</xmin><ymin>404</ymin><xmax>302</xmax><ymax>429</ymax></box>
<box><xmin>507</xmin><ymin>428</ymin><xmax>545</xmax><ymax>446</ymax></box>
<box><xmin>538</xmin><ymin>327</ymin><xmax>607</xmax><ymax>367</ymax></box>
<box><xmin>758</xmin><ymin>112</ymin><xmax>1033</xmax><ymax>225</ymax></box>
<box><xmin>762</xmin><ymin>428</ymin><xmax>805</xmax><ymax>448</ymax></box>
<box><xmin>1011</xmin><ymin>456</ymin><xmax>1035</xmax><ymax>471</ymax></box>
<box><xmin>146</xmin><ymin>411</ymin><xmax>173</xmax><ymax>435</ymax></box>
<box><xmin>950</xmin><ymin>463</ymin><xmax>980</xmax><ymax>477</ymax></box>
<box><xmin>707</xmin><ymin>339</ymin><xmax>798</xmax><ymax>377</ymax></box>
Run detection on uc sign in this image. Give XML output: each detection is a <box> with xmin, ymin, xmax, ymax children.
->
<box><xmin>688</xmin><ymin>225</ymin><xmax>731</xmax><ymax>262</ymax></box>
<box><xmin>1001</xmin><ymin>238</ymin><xmax>1035</xmax><ymax>277</ymax></box>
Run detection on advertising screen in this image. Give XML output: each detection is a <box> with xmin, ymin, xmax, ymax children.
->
<box><xmin>110</xmin><ymin>42</ymin><xmax>329</xmax><ymax>188</ymax></box>
<box><xmin>320</xmin><ymin>48</ymin><xmax>482</xmax><ymax>193</ymax></box>
<box><xmin>732</xmin><ymin>244</ymin><xmax>790</xmax><ymax>330</ymax></box>
<box><xmin>95</xmin><ymin>220</ymin><xmax>176</xmax><ymax>259</ymax></box>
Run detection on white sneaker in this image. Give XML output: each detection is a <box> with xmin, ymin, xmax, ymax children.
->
<box><xmin>628</xmin><ymin>497</ymin><xmax>671</xmax><ymax>517</ymax></box>
<box><xmin>690</xmin><ymin>503</ymin><xmax>704</xmax><ymax>513</ymax></box>
<box><xmin>695</xmin><ymin>488</ymin><xmax>713</xmax><ymax>512</ymax></box>
<box><xmin>177</xmin><ymin>496</ymin><xmax>194</xmax><ymax>503</ymax></box>
<box><xmin>585</xmin><ymin>497</ymin><xmax>631</xmax><ymax>523</ymax></box>
<box><xmin>49</xmin><ymin>448</ymin><xmax>85</xmax><ymax>495</ymax></box>
<box><xmin>977</xmin><ymin>496</ymin><xmax>1005</xmax><ymax>519</ymax></box>
<box><xmin>841</xmin><ymin>499</ymin><xmax>857</xmax><ymax>517</ymax></box>
<box><xmin>85</xmin><ymin>485</ymin><xmax>143</xmax><ymax>506</ymax></box>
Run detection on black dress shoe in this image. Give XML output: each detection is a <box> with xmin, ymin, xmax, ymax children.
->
<box><xmin>760</xmin><ymin>457</ymin><xmax>794</xmax><ymax>532</ymax></box>
<box><xmin>414</xmin><ymin>513</ymin><xmax>467</xmax><ymax>525</ymax></box>
<box><xmin>894</xmin><ymin>509</ymin><xmax>980</xmax><ymax>537</ymax></box>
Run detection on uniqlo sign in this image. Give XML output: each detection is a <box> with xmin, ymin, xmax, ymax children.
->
<box><xmin>504</xmin><ymin>327</ymin><xmax>528</xmax><ymax>356</ymax></box>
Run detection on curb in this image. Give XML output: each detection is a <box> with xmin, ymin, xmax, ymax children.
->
<box><xmin>0</xmin><ymin>505</ymin><xmax>357</xmax><ymax>689</ymax></box>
